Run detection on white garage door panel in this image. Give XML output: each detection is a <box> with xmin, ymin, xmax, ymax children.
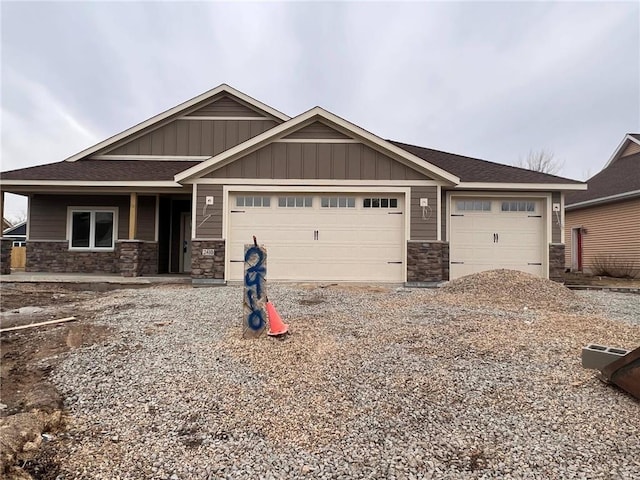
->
<box><xmin>450</xmin><ymin>198</ymin><xmax>545</xmax><ymax>279</ymax></box>
<box><xmin>228</xmin><ymin>193</ymin><xmax>405</xmax><ymax>282</ymax></box>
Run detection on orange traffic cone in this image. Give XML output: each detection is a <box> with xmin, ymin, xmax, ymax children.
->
<box><xmin>265</xmin><ymin>301</ymin><xmax>289</xmax><ymax>336</ymax></box>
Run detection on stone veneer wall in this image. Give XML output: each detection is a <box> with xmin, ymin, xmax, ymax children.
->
<box><xmin>27</xmin><ymin>241</ymin><xmax>159</xmax><ymax>275</ymax></box>
<box><xmin>119</xmin><ymin>241</ymin><xmax>158</xmax><ymax>277</ymax></box>
<box><xmin>549</xmin><ymin>243</ymin><xmax>565</xmax><ymax>282</ymax></box>
<box><xmin>27</xmin><ymin>241</ymin><xmax>120</xmax><ymax>273</ymax></box>
<box><xmin>407</xmin><ymin>241</ymin><xmax>449</xmax><ymax>283</ymax></box>
<box><xmin>191</xmin><ymin>240</ymin><xmax>225</xmax><ymax>279</ymax></box>
<box><xmin>0</xmin><ymin>238</ymin><xmax>12</xmax><ymax>275</ymax></box>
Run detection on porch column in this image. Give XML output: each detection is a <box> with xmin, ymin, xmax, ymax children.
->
<box><xmin>0</xmin><ymin>191</ymin><xmax>11</xmax><ymax>275</ymax></box>
<box><xmin>129</xmin><ymin>192</ymin><xmax>137</xmax><ymax>240</ymax></box>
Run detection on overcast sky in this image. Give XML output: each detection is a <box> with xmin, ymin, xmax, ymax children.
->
<box><xmin>1</xmin><ymin>1</ymin><xmax>639</xmax><ymax>221</ymax></box>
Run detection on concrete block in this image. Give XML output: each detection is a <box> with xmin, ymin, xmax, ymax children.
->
<box><xmin>581</xmin><ymin>344</ymin><xmax>629</xmax><ymax>371</ymax></box>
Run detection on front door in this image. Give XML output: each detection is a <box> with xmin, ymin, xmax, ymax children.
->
<box><xmin>181</xmin><ymin>212</ymin><xmax>192</xmax><ymax>273</ymax></box>
<box><xmin>572</xmin><ymin>227</ymin><xmax>583</xmax><ymax>272</ymax></box>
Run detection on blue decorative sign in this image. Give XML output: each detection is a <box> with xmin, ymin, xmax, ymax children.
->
<box><xmin>243</xmin><ymin>238</ymin><xmax>267</xmax><ymax>338</ymax></box>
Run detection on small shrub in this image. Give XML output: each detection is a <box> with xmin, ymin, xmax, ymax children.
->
<box><xmin>590</xmin><ymin>254</ymin><xmax>639</xmax><ymax>279</ymax></box>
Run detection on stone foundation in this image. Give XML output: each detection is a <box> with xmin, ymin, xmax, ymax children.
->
<box><xmin>407</xmin><ymin>241</ymin><xmax>449</xmax><ymax>283</ymax></box>
<box><xmin>119</xmin><ymin>241</ymin><xmax>158</xmax><ymax>277</ymax></box>
<box><xmin>26</xmin><ymin>240</ymin><xmax>159</xmax><ymax>275</ymax></box>
<box><xmin>27</xmin><ymin>241</ymin><xmax>120</xmax><ymax>273</ymax></box>
<box><xmin>1</xmin><ymin>238</ymin><xmax>12</xmax><ymax>275</ymax></box>
<box><xmin>549</xmin><ymin>243</ymin><xmax>565</xmax><ymax>282</ymax></box>
<box><xmin>191</xmin><ymin>240</ymin><xmax>225</xmax><ymax>279</ymax></box>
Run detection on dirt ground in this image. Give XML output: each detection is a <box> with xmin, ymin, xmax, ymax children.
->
<box><xmin>0</xmin><ymin>283</ymin><xmax>118</xmax><ymax>479</ymax></box>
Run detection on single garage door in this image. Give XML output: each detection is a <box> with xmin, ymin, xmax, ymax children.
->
<box><xmin>449</xmin><ymin>197</ymin><xmax>545</xmax><ymax>279</ymax></box>
<box><xmin>228</xmin><ymin>193</ymin><xmax>405</xmax><ymax>282</ymax></box>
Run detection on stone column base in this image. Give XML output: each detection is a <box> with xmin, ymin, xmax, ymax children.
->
<box><xmin>191</xmin><ymin>240</ymin><xmax>225</xmax><ymax>280</ymax></box>
<box><xmin>0</xmin><ymin>238</ymin><xmax>12</xmax><ymax>275</ymax></box>
<box><xmin>549</xmin><ymin>243</ymin><xmax>565</xmax><ymax>282</ymax></box>
<box><xmin>406</xmin><ymin>241</ymin><xmax>449</xmax><ymax>283</ymax></box>
<box><xmin>119</xmin><ymin>240</ymin><xmax>158</xmax><ymax>277</ymax></box>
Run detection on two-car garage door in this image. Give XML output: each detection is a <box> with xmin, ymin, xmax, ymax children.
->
<box><xmin>227</xmin><ymin>193</ymin><xmax>405</xmax><ymax>282</ymax></box>
<box><xmin>449</xmin><ymin>197</ymin><xmax>546</xmax><ymax>279</ymax></box>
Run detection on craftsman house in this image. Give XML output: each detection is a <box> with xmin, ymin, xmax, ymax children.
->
<box><xmin>0</xmin><ymin>84</ymin><xmax>586</xmax><ymax>283</ymax></box>
<box><xmin>565</xmin><ymin>134</ymin><xmax>640</xmax><ymax>277</ymax></box>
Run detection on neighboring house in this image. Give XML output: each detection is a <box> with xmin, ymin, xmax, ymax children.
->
<box><xmin>565</xmin><ymin>134</ymin><xmax>640</xmax><ymax>277</ymax></box>
<box><xmin>2</xmin><ymin>221</ymin><xmax>27</xmax><ymax>246</ymax></box>
<box><xmin>0</xmin><ymin>84</ymin><xmax>585</xmax><ymax>283</ymax></box>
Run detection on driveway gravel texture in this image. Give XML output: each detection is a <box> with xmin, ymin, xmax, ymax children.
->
<box><xmin>36</xmin><ymin>271</ymin><xmax>640</xmax><ymax>478</ymax></box>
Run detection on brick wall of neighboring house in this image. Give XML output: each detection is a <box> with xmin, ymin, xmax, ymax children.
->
<box><xmin>191</xmin><ymin>240</ymin><xmax>226</xmax><ymax>279</ymax></box>
<box><xmin>406</xmin><ymin>241</ymin><xmax>450</xmax><ymax>283</ymax></box>
<box><xmin>549</xmin><ymin>243</ymin><xmax>566</xmax><ymax>282</ymax></box>
<box><xmin>0</xmin><ymin>238</ymin><xmax>12</xmax><ymax>274</ymax></box>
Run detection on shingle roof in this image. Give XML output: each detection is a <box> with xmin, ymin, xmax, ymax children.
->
<box><xmin>565</xmin><ymin>152</ymin><xmax>640</xmax><ymax>206</ymax></box>
<box><xmin>3</xmin><ymin>221</ymin><xmax>26</xmax><ymax>236</ymax></box>
<box><xmin>1</xmin><ymin>142</ymin><xmax>584</xmax><ymax>186</ymax></box>
<box><xmin>629</xmin><ymin>133</ymin><xmax>640</xmax><ymax>141</ymax></box>
<box><xmin>1</xmin><ymin>160</ymin><xmax>200</xmax><ymax>182</ymax></box>
<box><xmin>389</xmin><ymin>141</ymin><xmax>582</xmax><ymax>184</ymax></box>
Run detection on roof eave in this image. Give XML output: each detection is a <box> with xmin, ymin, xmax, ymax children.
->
<box><xmin>565</xmin><ymin>189</ymin><xmax>640</xmax><ymax>210</ymax></box>
<box><xmin>454</xmin><ymin>182</ymin><xmax>587</xmax><ymax>191</ymax></box>
<box><xmin>603</xmin><ymin>134</ymin><xmax>640</xmax><ymax>169</ymax></box>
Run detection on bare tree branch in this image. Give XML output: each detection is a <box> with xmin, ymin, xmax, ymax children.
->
<box><xmin>516</xmin><ymin>149</ymin><xmax>564</xmax><ymax>175</ymax></box>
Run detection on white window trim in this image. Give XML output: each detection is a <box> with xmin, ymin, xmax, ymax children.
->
<box><xmin>67</xmin><ymin>207</ymin><xmax>119</xmax><ymax>251</ymax></box>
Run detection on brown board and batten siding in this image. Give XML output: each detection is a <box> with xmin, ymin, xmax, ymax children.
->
<box><xmin>101</xmin><ymin>94</ymin><xmax>280</xmax><ymax>158</ymax></box>
<box><xmin>104</xmin><ymin>119</ymin><xmax>278</xmax><ymax>157</ymax></box>
<box><xmin>206</xmin><ymin>143</ymin><xmax>427</xmax><ymax>181</ymax></box>
<box><xmin>410</xmin><ymin>186</ymin><xmax>438</xmax><ymax>240</ymax></box>
<box><xmin>564</xmin><ymin>198</ymin><xmax>640</xmax><ymax>271</ymax></box>
<box><xmin>195</xmin><ymin>185</ymin><xmax>224</xmax><ymax>239</ymax></box>
<box><xmin>284</xmin><ymin>122</ymin><xmax>351</xmax><ymax>139</ymax></box>
<box><xmin>185</xmin><ymin>96</ymin><xmax>264</xmax><ymax>117</ymax></box>
<box><xmin>29</xmin><ymin>195</ymin><xmax>131</xmax><ymax>241</ymax></box>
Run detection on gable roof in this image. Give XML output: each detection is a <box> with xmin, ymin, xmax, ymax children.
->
<box><xmin>603</xmin><ymin>133</ymin><xmax>640</xmax><ymax>169</ymax></box>
<box><xmin>565</xmin><ymin>151</ymin><xmax>640</xmax><ymax>208</ymax></box>
<box><xmin>3</xmin><ymin>221</ymin><xmax>26</xmax><ymax>237</ymax></box>
<box><xmin>390</xmin><ymin>141</ymin><xmax>584</xmax><ymax>186</ymax></box>
<box><xmin>63</xmin><ymin>84</ymin><xmax>290</xmax><ymax>163</ymax></box>
<box><xmin>175</xmin><ymin>107</ymin><xmax>461</xmax><ymax>184</ymax></box>
<box><xmin>0</xmin><ymin>84</ymin><xmax>589</xmax><ymax>192</ymax></box>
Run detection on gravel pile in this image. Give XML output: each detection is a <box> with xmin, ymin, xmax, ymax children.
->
<box><xmin>41</xmin><ymin>281</ymin><xmax>639</xmax><ymax>479</ymax></box>
<box><xmin>439</xmin><ymin>269</ymin><xmax>583</xmax><ymax>312</ymax></box>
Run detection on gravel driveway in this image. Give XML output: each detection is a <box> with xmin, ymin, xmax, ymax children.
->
<box><xmin>40</xmin><ymin>273</ymin><xmax>640</xmax><ymax>479</ymax></box>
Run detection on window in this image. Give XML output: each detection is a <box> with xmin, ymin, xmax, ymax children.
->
<box><xmin>236</xmin><ymin>196</ymin><xmax>271</xmax><ymax>207</ymax></box>
<box><xmin>69</xmin><ymin>208</ymin><xmax>117</xmax><ymax>250</ymax></box>
<box><xmin>501</xmin><ymin>201</ymin><xmax>535</xmax><ymax>212</ymax></box>
<box><xmin>321</xmin><ymin>197</ymin><xmax>355</xmax><ymax>208</ymax></box>
<box><xmin>456</xmin><ymin>200</ymin><xmax>491</xmax><ymax>212</ymax></box>
<box><xmin>278</xmin><ymin>196</ymin><xmax>313</xmax><ymax>208</ymax></box>
<box><xmin>364</xmin><ymin>198</ymin><xmax>398</xmax><ymax>208</ymax></box>
<box><xmin>12</xmin><ymin>241</ymin><xmax>26</xmax><ymax>247</ymax></box>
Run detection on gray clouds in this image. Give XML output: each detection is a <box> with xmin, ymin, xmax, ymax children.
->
<box><xmin>1</xmin><ymin>1</ymin><xmax>638</xmax><ymax>218</ymax></box>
